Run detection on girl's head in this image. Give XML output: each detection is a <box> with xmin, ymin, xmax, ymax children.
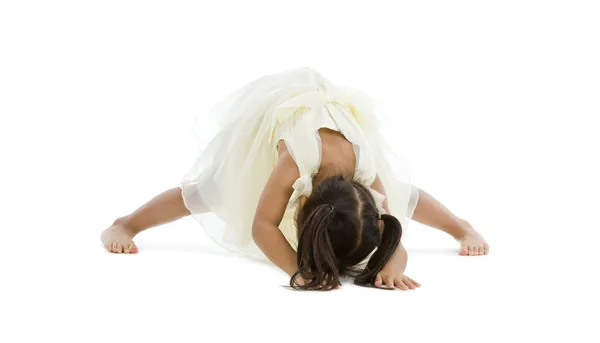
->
<box><xmin>292</xmin><ymin>175</ymin><xmax>403</xmax><ymax>290</ymax></box>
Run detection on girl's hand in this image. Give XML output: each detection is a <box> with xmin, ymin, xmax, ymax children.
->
<box><xmin>373</xmin><ymin>245</ymin><xmax>421</xmax><ymax>290</ymax></box>
<box><xmin>374</xmin><ymin>271</ymin><xmax>420</xmax><ymax>290</ymax></box>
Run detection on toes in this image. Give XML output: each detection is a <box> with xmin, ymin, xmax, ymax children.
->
<box><xmin>403</xmin><ymin>279</ymin><xmax>416</xmax><ymax>289</ymax></box>
<box><xmin>460</xmin><ymin>246</ymin><xmax>469</xmax><ymax>256</ymax></box>
<box><xmin>473</xmin><ymin>246</ymin><xmax>480</xmax><ymax>256</ymax></box>
<box><xmin>484</xmin><ymin>244</ymin><xmax>489</xmax><ymax>255</ymax></box>
<box><xmin>124</xmin><ymin>243</ymin><xmax>137</xmax><ymax>254</ymax></box>
<box><xmin>468</xmin><ymin>246</ymin><xmax>474</xmax><ymax>256</ymax></box>
<box><xmin>384</xmin><ymin>277</ymin><xmax>395</xmax><ymax>289</ymax></box>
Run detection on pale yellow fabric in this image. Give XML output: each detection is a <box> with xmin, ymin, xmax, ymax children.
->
<box><xmin>181</xmin><ymin>67</ymin><xmax>418</xmax><ymax>259</ymax></box>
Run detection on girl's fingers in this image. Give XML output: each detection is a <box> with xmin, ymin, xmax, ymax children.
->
<box><xmin>403</xmin><ymin>278</ymin><xmax>416</xmax><ymax>289</ymax></box>
<box><xmin>395</xmin><ymin>279</ymin><xmax>409</xmax><ymax>290</ymax></box>
<box><xmin>375</xmin><ymin>274</ymin><xmax>422</xmax><ymax>290</ymax></box>
<box><xmin>408</xmin><ymin>277</ymin><xmax>421</xmax><ymax>287</ymax></box>
<box><xmin>374</xmin><ymin>273</ymin><xmax>383</xmax><ymax>287</ymax></box>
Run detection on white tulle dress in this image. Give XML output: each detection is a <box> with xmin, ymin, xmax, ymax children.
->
<box><xmin>180</xmin><ymin>67</ymin><xmax>419</xmax><ymax>259</ymax></box>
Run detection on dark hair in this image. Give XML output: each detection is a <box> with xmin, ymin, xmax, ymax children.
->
<box><xmin>290</xmin><ymin>175</ymin><xmax>402</xmax><ymax>290</ymax></box>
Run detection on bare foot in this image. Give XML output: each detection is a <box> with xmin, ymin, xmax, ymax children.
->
<box><xmin>457</xmin><ymin>219</ymin><xmax>489</xmax><ymax>256</ymax></box>
<box><xmin>101</xmin><ymin>218</ymin><xmax>139</xmax><ymax>254</ymax></box>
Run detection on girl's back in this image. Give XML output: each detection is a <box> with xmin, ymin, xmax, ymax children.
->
<box><xmin>176</xmin><ymin>67</ymin><xmax>417</xmax><ymax>257</ymax></box>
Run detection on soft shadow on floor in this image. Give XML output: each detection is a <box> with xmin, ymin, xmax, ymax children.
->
<box><xmin>134</xmin><ymin>242</ymin><xmax>273</xmax><ymax>265</ymax></box>
<box><xmin>128</xmin><ymin>242</ymin><xmax>229</xmax><ymax>256</ymax></box>
<box><xmin>128</xmin><ymin>244</ymin><xmax>460</xmax><ymax>261</ymax></box>
<box><xmin>136</xmin><ymin>244</ymin><xmax>459</xmax><ymax>257</ymax></box>
<box><xmin>408</xmin><ymin>248</ymin><xmax>459</xmax><ymax>256</ymax></box>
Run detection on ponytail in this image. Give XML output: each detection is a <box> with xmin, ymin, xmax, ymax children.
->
<box><xmin>354</xmin><ymin>214</ymin><xmax>403</xmax><ymax>286</ymax></box>
<box><xmin>291</xmin><ymin>204</ymin><xmax>340</xmax><ymax>290</ymax></box>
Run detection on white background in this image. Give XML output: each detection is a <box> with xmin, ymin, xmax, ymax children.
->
<box><xmin>1</xmin><ymin>0</ymin><xmax>599</xmax><ymax>342</ymax></box>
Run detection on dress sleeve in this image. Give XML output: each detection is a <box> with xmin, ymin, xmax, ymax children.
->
<box><xmin>367</xmin><ymin>187</ymin><xmax>388</xmax><ymax>216</ymax></box>
<box><xmin>289</xmin><ymin>174</ymin><xmax>314</xmax><ymax>205</ymax></box>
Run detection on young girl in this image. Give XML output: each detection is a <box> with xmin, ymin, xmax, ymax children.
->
<box><xmin>101</xmin><ymin>67</ymin><xmax>488</xmax><ymax>290</ymax></box>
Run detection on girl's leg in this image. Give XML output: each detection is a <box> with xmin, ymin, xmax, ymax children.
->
<box><xmin>412</xmin><ymin>189</ymin><xmax>489</xmax><ymax>256</ymax></box>
<box><xmin>101</xmin><ymin>187</ymin><xmax>191</xmax><ymax>254</ymax></box>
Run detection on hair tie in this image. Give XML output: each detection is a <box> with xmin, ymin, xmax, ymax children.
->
<box><xmin>329</xmin><ymin>204</ymin><xmax>335</xmax><ymax>213</ymax></box>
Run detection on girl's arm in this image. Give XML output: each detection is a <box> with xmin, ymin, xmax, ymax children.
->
<box><xmin>370</xmin><ymin>175</ymin><xmax>419</xmax><ymax>289</ymax></box>
<box><xmin>252</xmin><ymin>149</ymin><xmax>300</xmax><ymax>277</ymax></box>
<box><xmin>370</xmin><ymin>174</ymin><xmax>405</xmax><ymax>265</ymax></box>
<box><xmin>370</xmin><ymin>174</ymin><xmax>391</xmax><ymax>215</ymax></box>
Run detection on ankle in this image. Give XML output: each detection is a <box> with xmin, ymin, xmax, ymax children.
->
<box><xmin>113</xmin><ymin>216</ymin><xmax>139</xmax><ymax>234</ymax></box>
<box><xmin>446</xmin><ymin>218</ymin><xmax>473</xmax><ymax>240</ymax></box>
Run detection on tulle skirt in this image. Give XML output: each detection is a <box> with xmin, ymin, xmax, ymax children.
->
<box><xmin>180</xmin><ymin>67</ymin><xmax>418</xmax><ymax>259</ymax></box>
